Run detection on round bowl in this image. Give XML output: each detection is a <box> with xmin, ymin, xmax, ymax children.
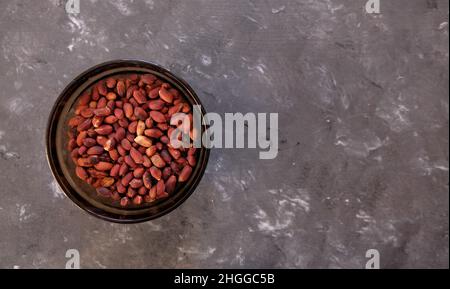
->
<box><xmin>46</xmin><ymin>60</ymin><xmax>210</xmax><ymax>223</ymax></box>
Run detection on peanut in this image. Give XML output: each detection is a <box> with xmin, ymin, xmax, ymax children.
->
<box><xmin>67</xmin><ymin>73</ymin><xmax>199</xmax><ymax>207</ymax></box>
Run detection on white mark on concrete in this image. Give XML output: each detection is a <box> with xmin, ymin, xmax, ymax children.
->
<box><xmin>232</xmin><ymin>247</ymin><xmax>245</xmax><ymax>266</ymax></box>
<box><xmin>434</xmin><ymin>165</ymin><xmax>449</xmax><ymax>171</ymax></box>
<box><xmin>213</xmin><ymin>181</ymin><xmax>230</xmax><ymax>202</ymax></box>
<box><xmin>225</xmin><ymin>39</ymin><xmax>234</xmax><ymax>48</ymax></box>
<box><xmin>214</xmin><ymin>156</ymin><xmax>223</xmax><ymax>172</ymax></box>
<box><xmin>412</xmin><ymin>151</ymin><xmax>449</xmax><ymax>175</ymax></box>
<box><xmin>356</xmin><ymin>210</ymin><xmax>375</xmax><ymax>223</ymax></box>
<box><xmin>50</xmin><ymin>180</ymin><xmax>65</xmax><ymax>200</ymax></box>
<box><xmin>144</xmin><ymin>0</ymin><xmax>154</xmax><ymax>9</ymax></box>
<box><xmin>328</xmin><ymin>3</ymin><xmax>344</xmax><ymax>14</ymax></box>
<box><xmin>335</xmin><ymin>128</ymin><xmax>385</xmax><ymax>158</ymax></box>
<box><xmin>244</xmin><ymin>15</ymin><xmax>258</xmax><ymax>24</ymax></box>
<box><xmin>67</xmin><ymin>14</ymin><xmax>86</xmax><ymax>33</ymax></box>
<box><xmin>171</xmin><ymin>32</ymin><xmax>189</xmax><ymax>43</ymax></box>
<box><xmin>163</xmin><ymin>44</ymin><xmax>169</xmax><ymax>50</ymax></box>
<box><xmin>254</xmin><ymin>206</ymin><xmax>293</xmax><ymax>233</ymax></box>
<box><xmin>271</xmin><ymin>6</ymin><xmax>285</xmax><ymax>14</ymax></box>
<box><xmin>193</xmin><ymin>67</ymin><xmax>212</xmax><ymax>79</ymax></box>
<box><xmin>247</xmin><ymin>170</ymin><xmax>256</xmax><ymax>181</ymax></box>
<box><xmin>8</xmin><ymin>97</ymin><xmax>32</xmax><ymax>114</ymax></box>
<box><xmin>200</xmin><ymin>54</ymin><xmax>212</xmax><ymax>66</ymax></box>
<box><xmin>177</xmin><ymin>246</ymin><xmax>216</xmax><ymax>260</ymax></box>
<box><xmin>438</xmin><ymin>22</ymin><xmax>448</xmax><ymax>30</ymax></box>
<box><xmin>216</xmin><ymin>257</ymin><xmax>227</xmax><ymax>264</ymax></box>
<box><xmin>13</xmin><ymin>265</ymin><xmax>20</xmax><ymax>269</ymax></box>
<box><xmin>2</xmin><ymin>31</ymin><xmax>42</xmax><ymax>73</ymax></box>
<box><xmin>376</xmin><ymin>101</ymin><xmax>410</xmax><ymax>132</ymax></box>
<box><xmin>17</xmin><ymin>204</ymin><xmax>32</xmax><ymax>222</ymax></box>
<box><xmin>110</xmin><ymin>0</ymin><xmax>134</xmax><ymax>16</ymax></box>
<box><xmin>146</xmin><ymin>221</ymin><xmax>162</xmax><ymax>231</ymax></box>
<box><xmin>245</xmin><ymin>61</ymin><xmax>274</xmax><ymax>87</ymax></box>
<box><xmin>284</xmin><ymin>193</ymin><xmax>310</xmax><ymax>212</ymax></box>
<box><xmin>94</xmin><ymin>260</ymin><xmax>107</xmax><ymax>269</ymax></box>
<box><xmin>243</xmin><ymin>15</ymin><xmax>267</xmax><ymax>29</ymax></box>
<box><xmin>341</xmin><ymin>91</ymin><xmax>350</xmax><ymax>110</ymax></box>
<box><xmin>0</xmin><ymin>145</ymin><xmax>19</xmax><ymax>160</ymax></box>
<box><xmin>67</xmin><ymin>14</ymin><xmax>109</xmax><ymax>53</ymax></box>
<box><xmin>112</xmin><ymin>226</ymin><xmax>133</xmax><ymax>243</ymax></box>
<box><xmin>356</xmin><ymin>212</ymin><xmax>400</xmax><ymax>246</ymax></box>
<box><xmin>253</xmin><ymin>188</ymin><xmax>310</xmax><ymax>236</ymax></box>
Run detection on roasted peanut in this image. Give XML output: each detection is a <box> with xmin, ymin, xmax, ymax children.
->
<box><xmin>95</xmin><ymin>125</ymin><xmax>113</xmax><ymax>135</ymax></box>
<box><xmin>110</xmin><ymin>164</ymin><xmax>120</xmax><ymax>177</ymax></box>
<box><xmin>148</xmin><ymin>99</ymin><xmax>165</xmax><ymax>110</ymax></box>
<box><xmin>150</xmin><ymin>154</ymin><xmax>166</xmax><ymax>168</ymax></box>
<box><xmin>68</xmin><ymin>73</ymin><xmax>199</xmax><ymax>207</ymax></box>
<box><xmin>133</xmin><ymin>90</ymin><xmax>147</xmax><ymax>104</ymax></box>
<box><xmin>121</xmin><ymin>172</ymin><xmax>134</xmax><ymax>186</ymax></box>
<box><xmin>149</xmin><ymin>111</ymin><xmax>166</xmax><ymax>123</ymax></box>
<box><xmin>116</xmin><ymin>80</ymin><xmax>125</xmax><ymax>97</ymax></box>
<box><xmin>130</xmin><ymin>147</ymin><xmax>144</xmax><ymax>164</ymax></box>
<box><xmin>143</xmin><ymin>170</ymin><xmax>152</xmax><ymax>189</ymax></box>
<box><xmin>123</xmin><ymin>103</ymin><xmax>133</xmax><ymax>119</ymax></box>
<box><xmin>159</xmin><ymin>87</ymin><xmax>173</xmax><ymax>103</ymax></box>
<box><xmin>97</xmin><ymin>187</ymin><xmax>111</xmax><ymax>197</ymax></box>
<box><xmin>101</xmin><ymin>177</ymin><xmax>115</xmax><ymax>187</ymax></box>
<box><xmin>150</xmin><ymin>166</ymin><xmax>162</xmax><ymax>181</ymax></box>
<box><xmin>144</xmin><ymin>128</ymin><xmax>163</xmax><ymax>138</ymax></box>
<box><xmin>133</xmin><ymin>195</ymin><xmax>143</xmax><ymax>205</ymax></box>
<box><xmin>134</xmin><ymin>107</ymin><xmax>148</xmax><ymax>120</ymax></box>
<box><xmin>87</xmin><ymin>146</ymin><xmax>104</xmax><ymax>155</ymax></box>
<box><xmin>178</xmin><ymin>165</ymin><xmax>192</xmax><ymax>182</ymax></box>
<box><xmin>95</xmin><ymin>162</ymin><xmax>114</xmax><ymax>171</ymax></box>
<box><xmin>75</xmin><ymin>166</ymin><xmax>88</xmax><ymax>180</ymax></box>
<box><xmin>133</xmin><ymin>167</ymin><xmax>145</xmax><ymax>178</ymax></box>
<box><xmin>78</xmin><ymin>91</ymin><xmax>91</xmax><ymax>106</ymax></box>
<box><xmin>134</xmin><ymin>135</ymin><xmax>152</xmax><ymax>147</ymax></box>
<box><xmin>120</xmin><ymin>197</ymin><xmax>130</xmax><ymax>207</ymax></box>
<box><xmin>165</xmin><ymin>175</ymin><xmax>177</xmax><ymax>194</ymax></box>
<box><xmin>124</xmin><ymin>155</ymin><xmax>137</xmax><ymax>168</ymax></box>
<box><xmin>129</xmin><ymin>178</ymin><xmax>143</xmax><ymax>189</ymax></box>
<box><xmin>136</xmin><ymin>120</ymin><xmax>145</xmax><ymax>136</ymax></box>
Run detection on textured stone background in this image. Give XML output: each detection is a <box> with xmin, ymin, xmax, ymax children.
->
<box><xmin>0</xmin><ymin>0</ymin><xmax>448</xmax><ymax>268</ymax></box>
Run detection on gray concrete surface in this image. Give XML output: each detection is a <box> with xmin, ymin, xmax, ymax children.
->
<box><xmin>0</xmin><ymin>0</ymin><xmax>448</xmax><ymax>269</ymax></box>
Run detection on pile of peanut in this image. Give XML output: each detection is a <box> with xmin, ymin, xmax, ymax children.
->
<box><xmin>67</xmin><ymin>73</ymin><xmax>197</xmax><ymax>207</ymax></box>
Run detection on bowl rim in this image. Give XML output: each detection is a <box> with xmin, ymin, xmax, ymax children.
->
<box><xmin>46</xmin><ymin>59</ymin><xmax>210</xmax><ymax>223</ymax></box>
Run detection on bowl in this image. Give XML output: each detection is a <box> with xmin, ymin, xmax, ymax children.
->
<box><xmin>46</xmin><ymin>60</ymin><xmax>210</xmax><ymax>223</ymax></box>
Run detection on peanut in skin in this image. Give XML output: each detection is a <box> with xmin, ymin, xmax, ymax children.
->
<box><xmin>68</xmin><ymin>73</ymin><xmax>199</xmax><ymax>207</ymax></box>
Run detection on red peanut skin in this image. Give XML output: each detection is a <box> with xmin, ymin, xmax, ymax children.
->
<box><xmin>69</xmin><ymin>73</ymin><xmax>198</xmax><ymax>207</ymax></box>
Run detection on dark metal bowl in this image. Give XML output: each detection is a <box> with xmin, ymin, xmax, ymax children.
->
<box><xmin>46</xmin><ymin>60</ymin><xmax>209</xmax><ymax>223</ymax></box>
